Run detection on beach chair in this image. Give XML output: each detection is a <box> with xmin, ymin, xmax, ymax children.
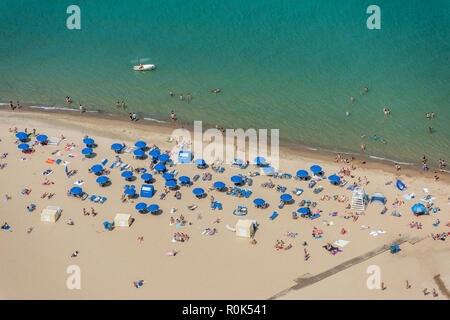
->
<box><xmin>211</xmin><ymin>202</ymin><xmax>217</xmax><ymax>210</ymax></box>
<box><xmin>247</xmin><ymin>178</ymin><xmax>253</xmax><ymax>186</ymax></box>
<box><xmin>193</xmin><ymin>175</ymin><xmax>200</xmax><ymax>182</ymax></box>
<box><xmin>269</xmin><ymin>211</ymin><xmax>278</xmax><ymax>220</ymax></box>
<box><xmin>308</xmin><ymin>213</ymin><xmax>321</xmax><ymax>220</ymax></box>
<box><xmin>81</xmin><ymin>193</ymin><xmax>88</xmax><ymax>200</ymax></box>
<box><xmin>89</xmin><ymin>195</ymin><xmax>96</xmax><ymax>201</ymax></box>
<box><xmin>245</xmin><ymin>190</ymin><xmax>252</xmax><ymax>198</ymax></box>
<box><xmin>292</xmin><ymin>211</ymin><xmax>298</xmax><ymax>219</ymax></box>
<box><xmin>102</xmin><ymin>159</ymin><xmax>108</xmax><ymax>166</ymax></box>
<box><xmin>93</xmin><ymin>196</ymin><xmax>101</xmax><ymax>202</ymax></box>
<box><xmin>217</xmin><ymin>202</ymin><xmax>222</xmax><ymax>210</ymax></box>
<box><xmin>99</xmin><ymin>197</ymin><xmax>107</xmax><ymax>204</ymax></box>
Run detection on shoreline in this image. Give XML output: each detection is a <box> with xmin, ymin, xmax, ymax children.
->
<box><xmin>0</xmin><ymin>104</ymin><xmax>448</xmax><ymax>182</ymax></box>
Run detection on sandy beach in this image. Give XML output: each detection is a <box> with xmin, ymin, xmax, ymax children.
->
<box><xmin>0</xmin><ymin>109</ymin><xmax>448</xmax><ymax>300</ymax></box>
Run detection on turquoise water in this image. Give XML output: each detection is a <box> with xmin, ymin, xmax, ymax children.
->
<box><xmin>1</xmin><ymin>0</ymin><xmax>449</xmax><ymax>166</ymax></box>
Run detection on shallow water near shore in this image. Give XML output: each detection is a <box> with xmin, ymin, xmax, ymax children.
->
<box><xmin>0</xmin><ymin>0</ymin><xmax>449</xmax><ymax>165</ymax></box>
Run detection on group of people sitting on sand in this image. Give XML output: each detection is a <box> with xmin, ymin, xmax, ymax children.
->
<box><xmin>172</xmin><ymin>232</ymin><xmax>189</xmax><ymax>242</ymax></box>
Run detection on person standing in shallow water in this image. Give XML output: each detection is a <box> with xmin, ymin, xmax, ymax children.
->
<box><xmin>169</xmin><ymin>90</ymin><xmax>174</xmax><ymax>97</ymax></box>
<box><xmin>187</xmin><ymin>93</ymin><xmax>191</xmax><ymax>104</ymax></box>
<box><xmin>171</xmin><ymin>111</ymin><xmax>175</xmax><ymax>121</ymax></box>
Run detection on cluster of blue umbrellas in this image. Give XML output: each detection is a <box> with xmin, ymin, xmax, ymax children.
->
<box><xmin>135</xmin><ymin>202</ymin><xmax>159</xmax><ymax>214</ymax></box>
<box><xmin>124</xmin><ymin>187</ymin><xmax>136</xmax><ymax>197</ymax></box>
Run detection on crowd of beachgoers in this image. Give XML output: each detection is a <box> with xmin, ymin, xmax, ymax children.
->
<box><xmin>0</xmin><ymin>109</ymin><xmax>448</xmax><ymax>299</ymax></box>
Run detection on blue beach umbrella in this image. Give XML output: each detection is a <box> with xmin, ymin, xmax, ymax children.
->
<box><xmin>163</xmin><ymin>173</ymin><xmax>174</xmax><ymax>181</ymax></box>
<box><xmin>254</xmin><ymin>156</ymin><xmax>266</xmax><ymax>166</ymax></box>
<box><xmin>411</xmin><ymin>203</ymin><xmax>428</xmax><ymax>215</ymax></box>
<box><xmin>231</xmin><ymin>176</ymin><xmax>243</xmax><ymax>184</ymax></box>
<box><xmin>148</xmin><ymin>204</ymin><xmax>159</xmax><ymax>212</ymax></box>
<box><xmin>297</xmin><ymin>207</ymin><xmax>311</xmax><ymax>214</ymax></box>
<box><xmin>194</xmin><ymin>159</ymin><xmax>206</xmax><ymax>166</ymax></box>
<box><xmin>154</xmin><ymin>163</ymin><xmax>166</xmax><ymax>172</ymax></box>
<box><xmin>70</xmin><ymin>187</ymin><xmax>82</xmax><ymax>195</ymax></box>
<box><xmin>262</xmin><ymin>166</ymin><xmax>275</xmax><ymax>175</ymax></box>
<box><xmin>90</xmin><ymin>164</ymin><xmax>103</xmax><ymax>173</ymax></box>
<box><xmin>83</xmin><ymin>138</ymin><xmax>94</xmax><ymax>146</ymax></box>
<box><xmin>296</xmin><ymin>170</ymin><xmax>309</xmax><ymax>178</ymax></box>
<box><xmin>111</xmin><ymin>143</ymin><xmax>123</xmax><ymax>151</ymax></box>
<box><xmin>82</xmin><ymin>147</ymin><xmax>93</xmax><ymax>155</ymax></box>
<box><xmin>141</xmin><ymin>173</ymin><xmax>153</xmax><ymax>182</ymax></box>
<box><xmin>18</xmin><ymin>143</ymin><xmax>29</xmax><ymax>150</ymax></box>
<box><xmin>121</xmin><ymin>171</ymin><xmax>133</xmax><ymax>179</ymax></box>
<box><xmin>193</xmin><ymin>188</ymin><xmax>205</xmax><ymax>196</ymax></box>
<box><xmin>165</xmin><ymin>180</ymin><xmax>177</xmax><ymax>188</ymax></box>
<box><xmin>328</xmin><ymin>175</ymin><xmax>341</xmax><ymax>183</ymax></box>
<box><xmin>135</xmin><ymin>202</ymin><xmax>147</xmax><ymax>211</ymax></box>
<box><xmin>158</xmin><ymin>154</ymin><xmax>170</xmax><ymax>163</ymax></box>
<box><xmin>310</xmin><ymin>165</ymin><xmax>322</xmax><ymax>174</ymax></box>
<box><xmin>213</xmin><ymin>181</ymin><xmax>225</xmax><ymax>190</ymax></box>
<box><xmin>135</xmin><ymin>141</ymin><xmax>146</xmax><ymax>149</ymax></box>
<box><xmin>124</xmin><ymin>188</ymin><xmax>136</xmax><ymax>195</ymax></box>
<box><xmin>280</xmin><ymin>194</ymin><xmax>292</xmax><ymax>202</ymax></box>
<box><xmin>133</xmin><ymin>149</ymin><xmax>145</xmax><ymax>157</ymax></box>
<box><xmin>149</xmin><ymin>149</ymin><xmax>161</xmax><ymax>158</ymax></box>
<box><xmin>16</xmin><ymin>132</ymin><xmax>28</xmax><ymax>141</ymax></box>
<box><xmin>179</xmin><ymin>176</ymin><xmax>190</xmax><ymax>185</ymax></box>
<box><xmin>36</xmin><ymin>134</ymin><xmax>48</xmax><ymax>142</ymax></box>
<box><xmin>253</xmin><ymin>198</ymin><xmax>265</xmax><ymax>206</ymax></box>
<box><xmin>96</xmin><ymin>176</ymin><xmax>109</xmax><ymax>185</ymax></box>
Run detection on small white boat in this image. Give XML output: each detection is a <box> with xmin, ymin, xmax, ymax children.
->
<box><xmin>133</xmin><ymin>64</ymin><xmax>155</xmax><ymax>71</ymax></box>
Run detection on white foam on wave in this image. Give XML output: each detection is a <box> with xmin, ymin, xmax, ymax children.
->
<box><xmin>29</xmin><ymin>105</ymin><xmax>98</xmax><ymax>113</ymax></box>
<box><xmin>369</xmin><ymin>155</ymin><xmax>414</xmax><ymax>165</ymax></box>
<box><xmin>144</xmin><ymin>117</ymin><xmax>166</xmax><ymax>123</ymax></box>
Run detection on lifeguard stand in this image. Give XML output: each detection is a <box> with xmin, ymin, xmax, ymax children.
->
<box><xmin>351</xmin><ymin>187</ymin><xmax>367</xmax><ymax>211</ymax></box>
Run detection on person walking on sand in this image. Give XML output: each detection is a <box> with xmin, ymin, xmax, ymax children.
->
<box><xmin>79</xmin><ymin>104</ymin><xmax>83</xmax><ymax>114</ymax></box>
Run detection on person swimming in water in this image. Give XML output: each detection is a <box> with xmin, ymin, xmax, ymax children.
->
<box><xmin>169</xmin><ymin>90</ymin><xmax>174</xmax><ymax>97</ymax></box>
<box><xmin>345</xmin><ymin>111</ymin><xmax>350</xmax><ymax>117</ymax></box>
